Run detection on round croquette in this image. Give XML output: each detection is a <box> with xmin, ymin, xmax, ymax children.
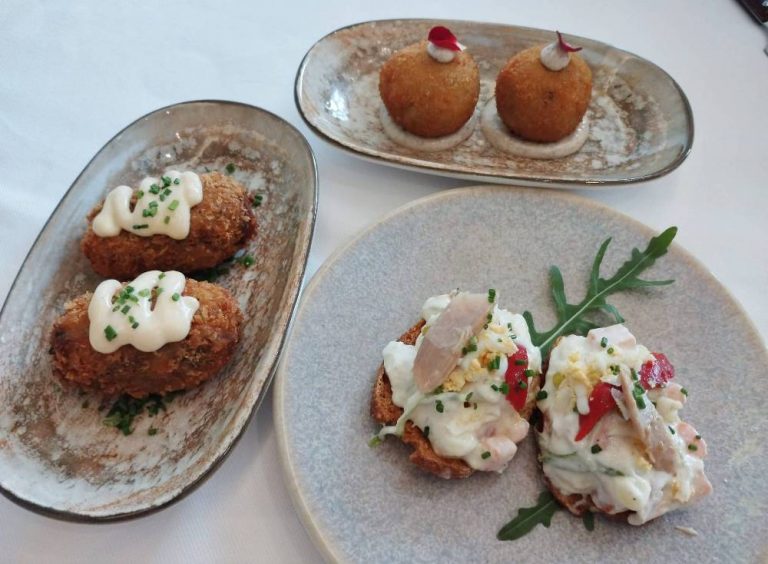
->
<box><xmin>81</xmin><ymin>172</ymin><xmax>256</xmax><ymax>280</ymax></box>
<box><xmin>379</xmin><ymin>40</ymin><xmax>480</xmax><ymax>138</ymax></box>
<box><xmin>495</xmin><ymin>45</ymin><xmax>592</xmax><ymax>143</ymax></box>
<box><xmin>50</xmin><ymin>279</ymin><xmax>242</xmax><ymax>397</ymax></box>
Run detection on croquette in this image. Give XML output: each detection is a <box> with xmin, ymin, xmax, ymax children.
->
<box><xmin>379</xmin><ymin>40</ymin><xmax>480</xmax><ymax>138</ymax></box>
<box><xmin>81</xmin><ymin>172</ymin><xmax>256</xmax><ymax>279</ymax></box>
<box><xmin>495</xmin><ymin>45</ymin><xmax>592</xmax><ymax>143</ymax></box>
<box><xmin>50</xmin><ymin>279</ymin><xmax>242</xmax><ymax>398</ymax></box>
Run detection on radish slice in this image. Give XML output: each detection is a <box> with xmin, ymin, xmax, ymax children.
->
<box><xmin>413</xmin><ymin>292</ymin><xmax>491</xmax><ymax>392</ymax></box>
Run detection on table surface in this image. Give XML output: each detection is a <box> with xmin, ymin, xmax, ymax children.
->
<box><xmin>1</xmin><ymin>1</ymin><xmax>766</xmax><ymax>562</ymax></box>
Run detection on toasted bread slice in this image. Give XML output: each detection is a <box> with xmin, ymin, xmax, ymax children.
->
<box><xmin>371</xmin><ymin>320</ymin><xmax>541</xmax><ymax>479</ymax></box>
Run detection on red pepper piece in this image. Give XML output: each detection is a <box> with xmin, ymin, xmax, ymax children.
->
<box><xmin>639</xmin><ymin>352</ymin><xmax>675</xmax><ymax>390</ymax></box>
<box><xmin>505</xmin><ymin>345</ymin><xmax>529</xmax><ymax>412</ymax></box>
<box><xmin>575</xmin><ymin>382</ymin><xmax>617</xmax><ymax>441</ymax></box>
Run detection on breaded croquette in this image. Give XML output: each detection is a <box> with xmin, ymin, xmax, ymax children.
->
<box><xmin>81</xmin><ymin>172</ymin><xmax>256</xmax><ymax>279</ymax></box>
<box><xmin>50</xmin><ymin>279</ymin><xmax>242</xmax><ymax>397</ymax></box>
<box><xmin>495</xmin><ymin>45</ymin><xmax>592</xmax><ymax>143</ymax></box>
<box><xmin>379</xmin><ymin>40</ymin><xmax>479</xmax><ymax>138</ymax></box>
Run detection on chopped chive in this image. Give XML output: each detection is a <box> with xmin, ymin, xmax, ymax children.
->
<box><xmin>681</xmin><ymin>387</ymin><xmax>689</xmax><ymax>396</ymax></box>
<box><xmin>172</xmin><ymin>293</ymin><xmax>181</xmax><ymax>301</ymax></box>
<box><xmin>519</xmin><ymin>381</ymin><xmax>528</xmax><ymax>389</ymax></box>
<box><xmin>120</xmin><ymin>305</ymin><xmax>130</xmax><ymax>314</ymax></box>
<box><xmin>630</xmin><ymin>368</ymin><xmax>638</xmax><ymax>381</ymax></box>
<box><xmin>104</xmin><ymin>325</ymin><xmax>117</xmax><ymax>341</ymax></box>
<box><xmin>465</xmin><ymin>392</ymin><xmax>473</xmax><ymax>402</ymax></box>
<box><xmin>368</xmin><ymin>435</ymin><xmax>382</xmax><ymax>447</ymax></box>
<box><xmin>610</xmin><ymin>365</ymin><xmax>620</xmax><ymax>375</ymax></box>
<box><xmin>423</xmin><ymin>426</ymin><xmax>430</xmax><ymax>438</ymax></box>
<box><xmin>132</xmin><ymin>224</ymin><xmax>149</xmax><ymax>230</ymax></box>
<box><xmin>132</xmin><ymin>322</ymin><xmax>139</xmax><ymax>329</ymax></box>
<box><xmin>137</xmin><ymin>289</ymin><xmax>150</xmax><ymax>297</ymax></box>
<box><xmin>128</xmin><ymin>295</ymin><xmax>139</xmax><ymax>303</ymax></box>
<box><xmin>432</xmin><ymin>385</ymin><xmax>444</xmax><ymax>395</ymax></box>
<box><xmin>607</xmin><ymin>347</ymin><xmax>615</xmax><ymax>355</ymax></box>
<box><xmin>168</xmin><ymin>200</ymin><xmax>180</xmax><ymax>211</ymax></box>
<box><xmin>156</xmin><ymin>287</ymin><xmax>164</xmax><ymax>294</ymax></box>
<box><xmin>158</xmin><ymin>273</ymin><xmax>165</xmax><ymax>279</ymax></box>
<box><xmin>111</xmin><ymin>305</ymin><xmax>120</xmax><ymax>312</ymax></box>
<box><xmin>491</xmin><ymin>384</ymin><xmax>499</xmax><ymax>392</ymax></box>
<box><xmin>163</xmin><ymin>188</ymin><xmax>171</xmax><ymax>197</ymax></box>
<box><xmin>486</xmin><ymin>312</ymin><xmax>493</xmax><ymax>322</ymax></box>
<box><xmin>238</xmin><ymin>254</ymin><xmax>255</xmax><ymax>267</ymax></box>
<box><xmin>481</xmin><ymin>451</ymin><xmax>491</xmax><ymax>460</ymax></box>
<box><xmin>136</xmin><ymin>190</ymin><xmax>144</xmax><ymax>199</ymax></box>
<box><xmin>149</xmin><ymin>184</ymin><xmax>160</xmax><ymax>194</ymax></box>
<box><xmin>688</xmin><ymin>444</ymin><xmax>698</xmax><ymax>451</ymax></box>
<box><xmin>600</xmin><ymin>337</ymin><xmax>608</xmax><ymax>348</ymax></box>
<box><xmin>536</xmin><ymin>390</ymin><xmax>548</xmax><ymax>401</ymax></box>
<box><xmin>435</xmin><ymin>400</ymin><xmax>444</xmax><ymax>413</ymax></box>
<box><xmin>225</xmin><ymin>163</ymin><xmax>236</xmax><ymax>174</ymax></box>
<box><xmin>159</xmin><ymin>194</ymin><xmax>166</xmax><ymax>202</ymax></box>
<box><xmin>488</xmin><ymin>355</ymin><xmax>501</xmax><ymax>371</ymax></box>
<box><xmin>161</xmin><ymin>176</ymin><xmax>171</xmax><ymax>187</ymax></box>
<box><xmin>695</xmin><ymin>434</ymin><xmax>701</xmax><ymax>440</ymax></box>
<box><xmin>252</xmin><ymin>194</ymin><xmax>263</xmax><ymax>207</ymax></box>
<box><xmin>591</xmin><ymin>444</ymin><xmax>602</xmax><ymax>454</ymax></box>
<box><xmin>669</xmin><ymin>426</ymin><xmax>676</xmax><ymax>434</ymax></box>
<box><xmin>524</xmin><ymin>369</ymin><xmax>535</xmax><ymax>378</ymax></box>
<box><xmin>164</xmin><ymin>216</ymin><xmax>170</xmax><ymax>224</ymax></box>
<box><xmin>487</xmin><ymin>288</ymin><xmax>496</xmax><ymax>303</ymax></box>
<box><xmin>499</xmin><ymin>382</ymin><xmax>509</xmax><ymax>395</ymax></box>
<box><xmin>125</xmin><ymin>286</ymin><xmax>134</xmax><ymax>293</ymax></box>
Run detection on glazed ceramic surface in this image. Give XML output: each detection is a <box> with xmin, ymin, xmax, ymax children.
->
<box><xmin>276</xmin><ymin>187</ymin><xmax>767</xmax><ymax>563</ymax></box>
<box><xmin>0</xmin><ymin>101</ymin><xmax>317</xmax><ymax>520</ymax></box>
<box><xmin>295</xmin><ymin>19</ymin><xmax>694</xmax><ymax>188</ymax></box>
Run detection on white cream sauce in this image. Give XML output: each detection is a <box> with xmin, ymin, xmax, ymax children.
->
<box><xmin>537</xmin><ymin>325</ymin><xmax>711</xmax><ymax>524</ymax></box>
<box><xmin>379</xmin><ymin>104</ymin><xmax>478</xmax><ymax>151</ymax></box>
<box><xmin>540</xmin><ymin>41</ymin><xmax>571</xmax><ymax>71</ymax></box>
<box><xmin>88</xmin><ymin>270</ymin><xmax>199</xmax><ymax>354</ymax></box>
<box><xmin>427</xmin><ymin>42</ymin><xmax>458</xmax><ymax>63</ymax></box>
<box><xmin>92</xmin><ymin>170</ymin><xmax>203</xmax><ymax>239</ymax></box>
<box><xmin>481</xmin><ymin>98</ymin><xmax>589</xmax><ymax>159</ymax></box>
<box><xmin>378</xmin><ymin>291</ymin><xmax>541</xmax><ymax>472</ymax></box>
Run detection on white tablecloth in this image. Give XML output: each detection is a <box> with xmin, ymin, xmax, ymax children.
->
<box><xmin>1</xmin><ymin>1</ymin><xmax>766</xmax><ymax>561</ymax></box>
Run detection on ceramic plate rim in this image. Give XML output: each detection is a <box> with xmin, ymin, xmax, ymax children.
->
<box><xmin>294</xmin><ymin>18</ymin><xmax>695</xmax><ymax>189</ymax></box>
<box><xmin>274</xmin><ymin>185</ymin><xmax>764</xmax><ymax>562</ymax></box>
<box><xmin>0</xmin><ymin>99</ymin><xmax>319</xmax><ymax>523</ymax></box>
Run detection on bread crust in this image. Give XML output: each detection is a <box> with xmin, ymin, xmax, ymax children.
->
<box><xmin>371</xmin><ymin>320</ymin><xmax>541</xmax><ymax>479</ymax></box>
<box><xmin>81</xmin><ymin>172</ymin><xmax>257</xmax><ymax>279</ymax></box>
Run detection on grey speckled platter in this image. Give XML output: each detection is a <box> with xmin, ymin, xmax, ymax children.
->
<box><xmin>296</xmin><ymin>19</ymin><xmax>693</xmax><ymax>189</ymax></box>
<box><xmin>0</xmin><ymin>100</ymin><xmax>317</xmax><ymax>520</ymax></box>
<box><xmin>275</xmin><ymin>187</ymin><xmax>767</xmax><ymax>563</ymax></box>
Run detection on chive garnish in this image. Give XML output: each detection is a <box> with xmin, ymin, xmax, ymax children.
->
<box><xmin>104</xmin><ymin>325</ymin><xmax>117</xmax><ymax>341</ymax></box>
<box><xmin>172</xmin><ymin>293</ymin><xmax>181</xmax><ymax>301</ymax></box>
<box><xmin>435</xmin><ymin>400</ymin><xmax>444</xmax><ymax>413</ymax></box>
<box><xmin>132</xmin><ymin>224</ymin><xmax>149</xmax><ymax>230</ymax></box>
<box><xmin>681</xmin><ymin>387</ymin><xmax>689</xmax><ymax>396</ymax></box>
<box><xmin>252</xmin><ymin>194</ymin><xmax>263</xmax><ymax>207</ymax></box>
<box><xmin>591</xmin><ymin>444</ymin><xmax>602</xmax><ymax>454</ymax></box>
<box><xmin>138</xmin><ymin>289</ymin><xmax>150</xmax><ymax>297</ymax></box>
<box><xmin>120</xmin><ymin>305</ymin><xmax>130</xmax><ymax>314</ymax></box>
<box><xmin>173</xmin><ymin>177</ymin><xmax>180</xmax><ymax>185</ymax></box>
<box><xmin>161</xmin><ymin>176</ymin><xmax>171</xmax><ymax>187</ymax></box>
<box><xmin>481</xmin><ymin>451</ymin><xmax>491</xmax><ymax>460</ymax></box>
<box><xmin>149</xmin><ymin>184</ymin><xmax>160</xmax><ymax>194</ymax></box>
<box><xmin>423</xmin><ymin>426</ymin><xmax>430</xmax><ymax>438</ymax></box>
<box><xmin>669</xmin><ymin>426</ymin><xmax>676</xmax><ymax>434</ymax></box>
<box><xmin>524</xmin><ymin>369</ymin><xmax>535</xmax><ymax>378</ymax></box>
<box><xmin>600</xmin><ymin>337</ymin><xmax>608</xmax><ymax>348</ymax></box>
<box><xmin>488</xmin><ymin>355</ymin><xmax>501</xmax><ymax>371</ymax></box>
<box><xmin>465</xmin><ymin>392</ymin><xmax>473</xmax><ymax>402</ymax></box>
<box><xmin>164</xmin><ymin>216</ymin><xmax>170</xmax><ymax>224</ymax></box>
<box><xmin>499</xmin><ymin>382</ymin><xmax>510</xmax><ymax>395</ymax></box>
<box><xmin>168</xmin><ymin>200</ymin><xmax>180</xmax><ymax>211</ymax></box>
<box><xmin>536</xmin><ymin>390</ymin><xmax>548</xmax><ymax>401</ymax></box>
<box><xmin>688</xmin><ymin>444</ymin><xmax>698</xmax><ymax>451</ymax></box>
<box><xmin>225</xmin><ymin>163</ymin><xmax>236</xmax><ymax>174</ymax></box>
<box><xmin>488</xmin><ymin>288</ymin><xmax>496</xmax><ymax>303</ymax></box>
<box><xmin>158</xmin><ymin>273</ymin><xmax>165</xmax><ymax>279</ymax></box>
<box><xmin>607</xmin><ymin>347</ymin><xmax>615</xmax><ymax>355</ymax></box>
<box><xmin>136</xmin><ymin>190</ymin><xmax>144</xmax><ymax>199</ymax></box>
<box><xmin>519</xmin><ymin>381</ymin><xmax>528</xmax><ymax>389</ymax></box>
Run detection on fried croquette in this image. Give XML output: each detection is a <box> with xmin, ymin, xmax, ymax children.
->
<box><xmin>81</xmin><ymin>172</ymin><xmax>256</xmax><ymax>279</ymax></box>
<box><xmin>495</xmin><ymin>45</ymin><xmax>592</xmax><ymax>143</ymax></box>
<box><xmin>379</xmin><ymin>40</ymin><xmax>480</xmax><ymax>138</ymax></box>
<box><xmin>50</xmin><ymin>279</ymin><xmax>242</xmax><ymax>398</ymax></box>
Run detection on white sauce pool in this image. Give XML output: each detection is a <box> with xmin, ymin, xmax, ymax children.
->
<box><xmin>92</xmin><ymin>170</ymin><xmax>203</xmax><ymax>239</ymax></box>
<box><xmin>481</xmin><ymin>98</ymin><xmax>589</xmax><ymax>159</ymax></box>
<box><xmin>379</xmin><ymin>104</ymin><xmax>478</xmax><ymax>152</ymax></box>
<box><xmin>88</xmin><ymin>270</ymin><xmax>199</xmax><ymax>354</ymax></box>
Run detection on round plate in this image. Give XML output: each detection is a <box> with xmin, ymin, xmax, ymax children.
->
<box><xmin>275</xmin><ymin>187</ymin><xmax>767</xmax><ymax>563</ymax></box>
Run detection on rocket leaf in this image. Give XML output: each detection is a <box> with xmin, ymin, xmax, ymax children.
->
<box><xmin>497</xmin><ymin>491</ymin><xmax>560</xmax><ymax>541</ymax></box>
<box><xmin>524</xmin><ymin>227</ymin><xmax>677</xmax><ymax>356</ymax></box>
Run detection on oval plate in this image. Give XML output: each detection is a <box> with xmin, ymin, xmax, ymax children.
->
<box><xmin>295</xmin><ymin>19</ymin><xmax>693</xmax><ymax>188</ymax></box>
<box><xmin>276</xmin><ymin>187</ymin><xmax>767</xmax><ymax>562</ymax></box>
<box><xmin>0</xmin><ymin>100</ymin><xmax>317</xmax><ymax>521</ymax></box>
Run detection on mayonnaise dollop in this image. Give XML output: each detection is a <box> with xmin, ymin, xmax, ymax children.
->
<box><xmin>427</xmin><ymin>42</ymin><xmax>459</xmax><ymax>63</ymax></box>
<box><xmin>537</xmin><ymin>325</ymin><xmax>712</xmax><ymax>524</ymax></box>
<box><xmin>88</xmin><ymin>270</ymin><xmax>199</xmax><ymax>354</ymax></box>
<box><xmin>92</xmin><ymin>170</ymin><xmax>203</xmax><ymax>239</ymax></box>
<box><xmin>378</xmin><ymin>291</ymin><xmax>542</xmax><ymax>473</ymax></box>
<box><xmin>540</xmin><ymin>42</ymin><xmax>571</xmax><ymax>71</ymax></box>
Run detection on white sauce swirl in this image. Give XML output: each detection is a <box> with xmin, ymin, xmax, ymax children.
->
<box><xmin>379</xmin><ymin>292</ymin><xmax>541</xmax><ymax>473</ymax></box>
<box><xmin>427</xmin><ymin>42</ymin><xmax>458</xmax><ymax>63</ymax></box>
<box><xmin>88</xmin><ymin>270</ymin><xmax>199</xmax><ymax>354</ymax></box>
<box><xmin>92</xmin><ymin>171</ymin><xmax>203</xmax><ymax>239</ymax></box>
<box><xmin>379</xmin><ymin>104</ymin><xmax>478</xmax><ymax>151</ymax></box>
<box><xmin>540</xmin><ymin>41</ymin><xmax>571</xmax><ymax>71</ymax></box>
<box><xmin>481</xmin><ymin>98</ymin><xmax>589</xmax><ymax>159</ymax></box>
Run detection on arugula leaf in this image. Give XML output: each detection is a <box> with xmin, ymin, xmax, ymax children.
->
<box><xmin>497</xmin><ymin>491</ymin><xmax>560</xmax><ymax>541</ymax></box>
<box><xmin>524</xmin><ymin>227</ymin><xmax>677</xmax><ymax>356</ymax></box>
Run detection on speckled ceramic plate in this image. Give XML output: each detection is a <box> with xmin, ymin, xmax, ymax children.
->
<box><xmin>275</xmin><ymin>187</ymin><xmax>767</xmax><ymax>563</ymax></box>
<box><xmin>295</xmin><ymin>19</ymin><xmax>694</xmax><ymax>188</ymax></box>
<box><xmin>0</xmin><ymin>100</ymin><xmax>317</xmax><ymax>521</ymax></box>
